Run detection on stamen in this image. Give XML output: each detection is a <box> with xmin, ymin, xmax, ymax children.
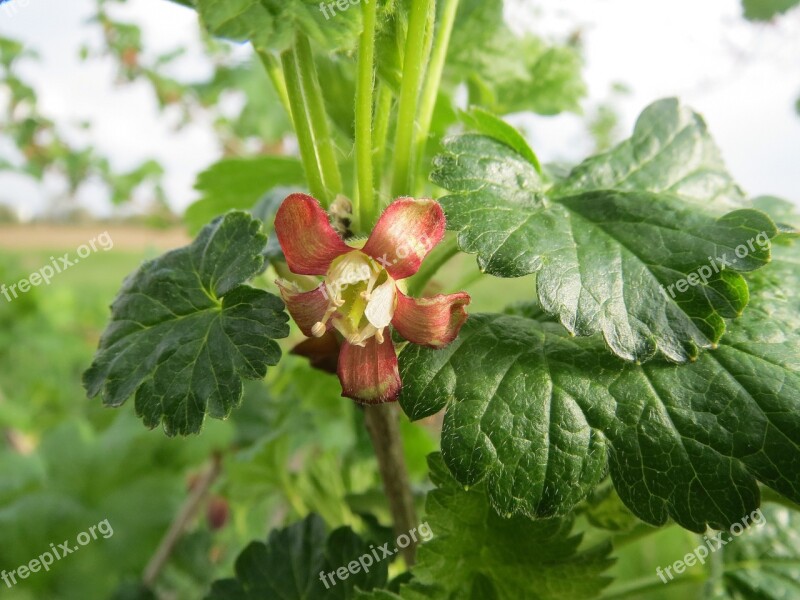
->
<box><xmin>346</xmin><ymin>334</ymin><xmax>367</xmax><ymax>347</ymax></box>
<box><xmin>323</xmin><ymin>250</ymin><xmax>395</xmax><ymax>346</ymax></box>
<box><xmin>313</xmin><ymin>304</ymin><xmax>339</xmax><ymax>337</ymax></box>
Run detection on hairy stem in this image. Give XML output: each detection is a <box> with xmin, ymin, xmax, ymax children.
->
<box><xmin>354</xmin><ymin>0</ymin><xmax>379</xmax><ymax>232</ymax></box>
<box><xmin>294</xmin><ymin>32</ymin><xmax>344</xmax><ymax>201</ymax></box>
<box><xmin>257</xmin><ymin>49</ymin><xmax>293</xmax><ymax>124</ymax></box>
<box><xmin>413</xmin><ymin>0</ymin><xmax>460</xmax><ymax>194</ymax></box>
<box><xmin>708</xmin><ymin>542</ymin><xmax>725</xmax><ymax>596</ymax></box>
<box><xmin>143</xmin><ymin>455</ymin><xmax>222</xmax><ymax>587</ymax></box>
<box><xmin>372</xmin><ymin>83</ymin><xmax>393</xmax><ymax>203</ymax></box>
<box><xmin>391</xmin><ymin>0</ymin><xmax>435</xmax><ymax>198</ymax></box>
<box><xmin>363</xmin><ymin>403</ymin><xmax>418</xmax><ymax>566</ymax></box>
<box><xmin>281</xmin><ymin>48</ymin><xmax>328</xmax><ymax>203</ymax></box>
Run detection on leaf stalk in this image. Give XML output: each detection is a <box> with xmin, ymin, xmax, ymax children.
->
<box><xmin>293</xmin><ymin>32</ymin><xmax>344</xmax><ymax>203</ymax></box>
<box><xmin>413</xmin><ymin>0</ymin><xmax>461</xmax><ymax>194</ymax></box>
<box><xmin>354</xmin><ymin>0</ymin><xmax>380</xmax><ymax>231</ymax></box>
<box><xmin>390</xmin><ymin>0</ymin><xmax>435</xmax><ymax>198</ymax></box>
<box><xmin>280</xmin><ymin>47</ymin><xmax>328</xmax><ymax>203</ymax></box>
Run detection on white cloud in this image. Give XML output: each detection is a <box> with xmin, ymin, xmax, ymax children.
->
<box><xmin>509</xmin><ymin>0</ymin><xmax>800</xmax><ymax>202</ymax></box>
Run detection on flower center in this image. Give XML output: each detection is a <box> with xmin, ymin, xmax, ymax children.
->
<box><xmin>312</xmin><ymin>250</ymin><xmax>396</xmax><ymax>346</ymax></box>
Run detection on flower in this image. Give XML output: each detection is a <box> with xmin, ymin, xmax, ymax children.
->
<box><xmin>274</xmin><ymin>193</ymin><xmax>471</xmax><ymax>404</ymax></box>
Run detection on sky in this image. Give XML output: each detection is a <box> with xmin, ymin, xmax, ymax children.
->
<box><xmin>512</xmin><ymin>0</ymin><xmax>800</xmax><ymax>204</ymax></box>
<box><xmin>0</xmin><ymin>0</ymin><xmax>798</xmax><ymax>219</ymax></box>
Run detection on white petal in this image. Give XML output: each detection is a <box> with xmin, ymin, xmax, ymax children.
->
<box><xmin>325</xmin><ymin>252</ymin><xmax>373</xmax><ymax>300</ymax></box>
<box><xmin>365</xmin><ymin>281</ymin><xmax>396</xmax><ymax>329</ymax></box>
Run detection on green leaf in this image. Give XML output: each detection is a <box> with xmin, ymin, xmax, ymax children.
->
<box><xmin>581</xmin><ymin>481</ymin><xmax>642</xmax><ymax>534</ymax></box>
<box><xmin>84</xmin><ymin>212</ymin><xmax>290</xmax><ymax>436</ymax></box>
<box><xmin>106</xmin><ymin>159</ymin><xmax>164</xmax><ymax>206</ymax></box>
<box><xmin>0</xmin><ymin>412</ymin><xmax>227</xmax><ymax>597</ymax></box>
<box><xmin>445</xmin><ymin>0</ymin><xmax>585</xmax><ymax>116</ymax></box>
<box><xmin>110</xmin><ymin>582</ymin><xmax>158</xmax><ymax>600</ymax></box>
<box><xmin>728</xmin><ymin>202</ymin><xmax>800</xmax><ymax>336</ymax></box>
<box><xmin>195</xmin><ymin>0</ymin><xmax>363</xmax><ymax>53</ymax></box>
<box><xmin>185</xmin><ymin>156</ymin><xmax>306</xmax><ymax>234</ymax></box>
<box><xmin>753</xmin><ymin>195</ymin><xmax>800</xmax><ymax>237</ymax></box>
<box><xmin>355</xmin><ymin>591</ymin><xmax>405</xmax><ymax>600</ymax></box>
<box><xmin>206</xmin><ymin>514</ymin><xmax>388</xmax><ymax>599</ymax></box>
<box><xmin>742</xmin><ymin>0</ymin><xmax>800</xmax><ymax>20</ymax></box>
<box><xmin>399</xmin><ymin>316</ymin><xmax>610</xmax><ymax>521</ymax></box>
<box><xmin>382</xmin><ymin>454</ymin><xmax>612</xmax><ymax>599</ymax></box>
<box><xmin>433</xmin><ymin>134</ymin><xmax>545</xmax><ymax>205</ymax></box>
<box><xmin>399</xmin><ymin>237</ymin><xmax>800</xmax><ymax>531</ymax></box>
<box><xmin>432</xmin><ymin>99</ymin><xmax>779</xmax><ymax>363</ymax></box>
<box><xmin>494</xmin><ymin>40</ymin><xmax>585</xmax><ymax>116</ymax></box>
<box><xmin>553</xmin><ymin>98</ymin><xmax>747</xmax><ymax>211</ymax></box>
<box><xmin>717</xmin><ymin>505</ymin><xmax>800</xmax><ymax>598</ymax></box>
<box><xmin>459</xmin><ymin>107</ymin><xmax>541</xmax><ymax>173</ymax></box>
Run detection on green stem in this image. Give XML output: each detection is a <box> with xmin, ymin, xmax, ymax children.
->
<box><xmin>294</xmin><ymin>32</ymin><xmax>344</xmax><ymax>201</ymax></box>
<box><xmin>256</xmin><ymin>49</ymin><xmax>293</xmax><ymax>124</ymax></box>
<box><xmin>447</xmin><ymin>266</ymin><xmax>485</xmax><ymax>294</ymax></box>
<box><xmin>406</xmin><ymin>235</ymin><xmax>459</xmax><ymax>296</ymax></box>
<box><xmin>279</xmin><ymin>472</ymin><xmax>310</xmax><ymax>517</ymax></box>
<box><xmin>281</xmin><ymin>48</ymin><xmax>327</xmax><ymax>203</ymax></box>
<box><xmin>372</xmin><ymin>83</ymin><xmax>393</xmax><ymax>202</ymax></box>
<box><xmin>413</xmin><ymin>0</ymin><xmax>459</xmax><ymax>194</ymax></box>
<box><xmin>391</xmin><ymin>0</ymin><xmax>434</xmax><ymax>198</ymax></box>
<box><xmin>708</xmin><ymin>542</ymin><xmax>725</xmax><ymax>597</ymax></box>
<box><xmin>354</xmin><ymin>0</ymin><xmax>379</xmax><ymax>232</ymax></box>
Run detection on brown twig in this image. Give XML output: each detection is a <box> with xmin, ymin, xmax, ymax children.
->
<box><xmin>142</xmin><ymin>454</ymin><xmax>222</xmax><ymax>587</ymax></box>
<box><xmin>363</xmin><ymin>403</ymin><xmax>419</xmax><ymax>566</ymax></box>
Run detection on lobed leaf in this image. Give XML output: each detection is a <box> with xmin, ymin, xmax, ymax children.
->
<box><xmin>206</xmin><ymin>514</ymin><xmax>388</xmax><ymax>599</ymax></box>
<box><xmin>433</xmin><ymin>99</ymin><xmax>779</xmax><ymax>363</ymax></box>
<box><xmin>742</xmin><ymin>0</ymin><xmax>800</xmax><ymax>20</ymax></box>
<box><xmin>194</xmin><ymin>0</ymin><xmax>363</xmax><ymax>53</ymax></box>
<box><xmin>445</xmin><ymin>0</ymin><xmax>585</xmax><ymax>116</ymax></box>
<box><xmin>359</xmin><ymin>454</ymin><xmax>613</xmax><ymax>599</ymax></box>
<box><xmin>553</xmin><ymin>98</ymin><xmax>748</xmax><ymax>211</ymax></box>
<box><xmin>753</xmin><ymin>195</ymin><xmax>800</xmax><ymax>237</ymax></box>
<box><xmin>84</xmin><ymin>212</ymin><xmax>290</xmax><ymax>436</ymax></box>
<box><xmin>717</xmin><ymin>505</ymin><xmax>800</xmax><ymax>598</ymax></box>
<box><xmin>459</xmin><ymin>107</ymin><xmax>542</xmax><ymax>173</ymax></box>
<box><xmin>399</xmin><ymin>225</ymin><xmax>800</xmax><ymax>530</ymax></box>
